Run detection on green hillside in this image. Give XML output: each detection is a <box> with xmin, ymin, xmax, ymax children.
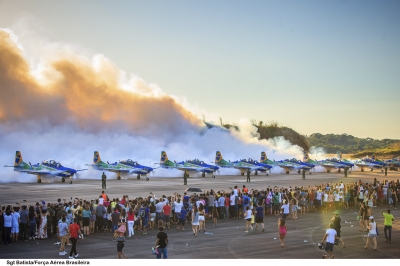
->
<box><xmin>307</xmin><ymin>133</ymin><xmax>400</xmax><ymax>154</ymax></box>
<box><xmin>353</xmin><ymin>143</ymin><xmax>400</xmax><ymax>158</ymax></box>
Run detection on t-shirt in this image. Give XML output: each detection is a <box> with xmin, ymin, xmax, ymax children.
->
<box><xmin>230</xmin><ymin>195</ymin><xmax>235</xmax><ymax>206</ymax></box>
<box><xmin>69</xmin><ymin>223</ymin><xmax>80</xmax><ymax>238</ymax></box>
<box><xmin>179</xmin><ymin>209</ymin><xmax>187</xmax><ymax>220</ymax></box>
<box><xmin>156</xmin><ymin>231</ymin><xmax>168</xmax><ymax>248</ymax></box>
<box><xmin>19</xmin><ymin>210</ymin><xmax>29</xmax><ymax>224</ymax></box>
<box><xmin>255</xmin><ymin>206</ymin><xmax>264</xmax><ymax>218</ymax></box>
<box><xmin>162</xmin><ymin>205</ymin><xmax>171</xmax><ymax>216</ymax></box>
<box><xmin>58</xmin><ymin>222</ymin><xmax>68</xmax><ymax>237</ymax></box>
<box><xmin>245</xmin><ymin>209</ymin><xmax>252</xmax><ymax>219</ymax></box>
<box><xmin>281</xmin><ymin>204</ymin><xmax>289</xmax><ymax>214</ymax></box>
<box><xmin>174</xmin><ymin>202</ymin><xmax>183</xmax><ymax>213</ymax></box>
<box><xmin>156</xmin><ymin>202</ymin><xmax>165</xmax><ymax>213</ymax></box>
<box><xmin>325</xmin><ymin>228</ymin><xmax>337</xmax><ymax>244</ymax></box>
<box><xmin>383</xmin><ymin>213</ymin><xmax>394</xmax><ymax>226</ymax></box>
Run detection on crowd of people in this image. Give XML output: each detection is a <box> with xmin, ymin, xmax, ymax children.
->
<box><xmin>1</xmin><ymin>177</ymin><xmax>399</xmax><ymax>259</ymax></box>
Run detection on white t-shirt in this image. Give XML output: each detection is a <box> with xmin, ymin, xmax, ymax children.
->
<box><xmin>98</xmin><ymin>198</ymin><xmax>104</xmax><ymax>205</ymax></box>
<box><xmin>368</xmin><ymin>222</ymin><xmax>377</xmax><ymax>235</ymax></box>
<box><xmin>174</xmin><ymin>201</ymin><xmax>183</xmax><ymax>213</ymax></box>
<box><xmin>245</xmin><ymin>209</ymin><xmax>252</xmax><ymax>219</ymax></box>
<box><xmin>334</xmin><ymin>193</ymin><xmax>340</xmax><ymax>202</ymax></box>
<box><xmin>323</xmin><ymin>193</ymin><xmax>328</xmax><ymax>202</ymax></box>
<box><xmin>156</xmin><ymin>202</ymin><xmax>165</xmax><ymax>213</ymax></box>
<box><xmin>230</xmin><ymin>195</ymin><xmax>235</xmax><ymax>206</ymax></box>
<box><xmin>325</xmin><ymin>228</ymin><xmax>337</xmax><ymax>244</ymax></box>
<box><xmin>281</xmin><ymin>204</ymin><xmax>289</xmax><ymax>214</ymax></box>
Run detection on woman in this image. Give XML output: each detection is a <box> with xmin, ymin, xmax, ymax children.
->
<box><xmin>359</xmin><ymin>203</ymin><xmax>368</xmax><ymax>232</ymax></box>
<box><xmin>90</xmin><ymin>209</ymin><xmax>96</xmax><ymax>234</ymax></box>
<box><xmin>149</xmin><ymin>202</ymin><xmax>156</xmax><ymax>230</ymax></box>
<box><xmin>116</xmin><ymin>219</ymin><xmax>127</xmax><ymax>259</ymax></box>
<box><xmin>28</xmin><ymin>206</ymin><xmax>37</xmax><ymax>240</ymax></box>
<box><xmin>191</xmin><ymin>205</ymin><xmax>199</xmax><ymax>237</ymax></box>
<box><xmin>212</xmin><ymin>204</ymin><xmax>218</xmax><ymax>225</ymax></box>
<box><xmin>244</xmin><ymin>206</ymin><xmax>254</xmax><ymax>233</ymax></box>
<box><xmin>127</xmin><ymin>207</ymin><xmax>135</xmax><ymax>237</ymax></box>
<box><xmin>364</xmin><ymin>216</ymin><xmax>378</xmax><ymax>250</ymax></box>
<box><xmin>82</xmin><ymin>204</ymin><xmax>91</xmax><ymax>236</ymax></box>
<box><xmin>278</xmin><ymin>218</ymin><xmax>287</xmax><ymax>248</ymax></box>
<box><xmin>106</xmin><ymin>205</ymin><xmax>112</xmax><ymax>232</ymax></box>
<box><xmin>37</xmin><ymin>208</ymin><xmax>48</xmax><ymax>239</ymax></box>
<box><xmin>198</xmin><ymin>204</ymin><xmax>206</xmax><ymax>233</ymax></box>
<box><xmin>3</xmin><ymin>208</ymin><xmax>13</xmax><ymax>245</ymax></box>
<box><xmin>120</xmin><ymin>208</ymin><xmax>127</xmax><ymax>223</ymax></box>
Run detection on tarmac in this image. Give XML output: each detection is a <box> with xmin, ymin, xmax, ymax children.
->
<box><xmin>0</xmin><ymin>169</ymin><xmax>399</xmax><ymax>259</ymax></box>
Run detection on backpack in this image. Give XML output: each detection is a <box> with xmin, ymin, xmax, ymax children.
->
<box><xmin>244</xmin><ymin>197</ymin><xmax>249</xmax><ymax>205</ymax></box>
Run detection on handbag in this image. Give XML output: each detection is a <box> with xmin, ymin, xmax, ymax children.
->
<box><xmin>116</xmin><ymin>236</ymin><xmax>125</xmax><ymax>242</ymax></box>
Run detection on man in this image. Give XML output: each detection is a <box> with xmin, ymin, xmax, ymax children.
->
<box><xmin>302</xmin><ymin>169</ymin><xmax>305</xmax><ymax>180</ymax></box>
<box><xmin>156</xmin><ymin>198</ymin><xmax>165</xmax><ymax>227</ymax></box>
<box><xmin>19</xmin><ymin>204</ymin><xmax>29</xmax><ymax>241</ymax></box>
<box><xmin>382</xmin><ymin>209</ymin><xmax>394</xmax><ymax>243</ymax></box>
<box><xmin>95</xmin><ymin>202</ymin><xmax>106</xmax><ymax>232</ymax></box>
<box><xmin>218</xmin><ymin>194</ymin><xmax>225</xmax><ymax>219</ymax></box>
<box><xmin>58</xmin><ymin>216</ymin><xmax>69</xmax><ymax>256</ymax></box>
<box><xmin>154</xmin><ymin>226</ymin><xmax>168</xmax><ymax>259</ymax></box>
<box><xmin>321</xmin><ymin>223</ymin><xmax>337</xmax><ymax>259</ymax></box>
<box><xmin>111</xmin><ymin>208</ymin><xmax>120</xmax><ymax>233</ymax></box>
<box><xmin>101</xmin><ymin>172</ymin><xmax>107</xmax><ymax>189</ymax></box>
<box><xmin>331</xmin><ymin>211</ymin><xmax>346</xmax><ymax>248</ymax></box>
<box><xmin>162</xmin><ymin>202</ymin><xmax>171</xmax><ymax>230</ymax></box>
<box><xmin>68</xmin><ymin>218</ymin><xmax>83</xmax><ymax>259</ymax></box>
<box><xmin>344</xmin><ymin>167</ymin><xmax>348</xmax><ymax>178</ymax></box>
<box><xmin>47</xmin><ymin>203</ymin><xmax>55</xmax><ymax>238</ymax></box>
<box><xmin>384</xmin><ymin>166</ymin><xmax>388</xmax><ymax>176</ymax></box>
<box><xmin>246</xmin><ymin>169</ymin><xmax>251</xmax><ymax>182</ymax></box>
<box><xmin>183</xmin><ymin>171</ymin><xmax>188</xmax><ymax>185</ymax></box>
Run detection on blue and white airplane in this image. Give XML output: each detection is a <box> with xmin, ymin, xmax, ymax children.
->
<box><xmin>87</xmin><ymin>151</ymin><xmax>154</xmax><ymax>181</ymax></box>
<box><xmin>3</xmin><ymin>151</ymin><xmax>87</xmax><ymax>184</ymax></box>
<box><xmin>158</xmin><ymin>151</ymin><xmax>219</xmax><ymax>178</ymax></box>
<box><xmin>186</xmin><ymin>158</ymin><xmax>220</xmax><ymax>178</ymax></box>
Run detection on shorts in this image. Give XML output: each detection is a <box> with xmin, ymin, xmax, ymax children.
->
<box><xmin>150</xmin><ymin>213</ymin><xmax>156</xmax><ymax>219</ymax></box>
<box><xmin>142</xmin><ymin>219</ymin><xmax>148</xmax><ymax>227</ymax></box>
<box><xmin>11</xmin><ymin>225</ymin><xmax>19</xmax><ymax>234</ymax></box>
<box><xmin>163</xmin><ymin>216</ymin><xmax>170</xmax><ymax>223</ymax></box>
<box><xmin>282</xmin><ymin>213</ymin><xmax>288</xmax><ymax>219</ymax></box>
<box><xmin>325</xmin><ymin>242</ymin><xmax>334</xmax><ymax>252</ymax></box>
<box><xmin>117</xmin><ymin>242</ymin><xmax>125</xmax><ymax>252</ymax></box>
<box><xmin>245</xmin><ymin>218</ymin><xmax>251</xmax><ymax>221</ymax></box>
<box><xmin>192</xmin><ymin>222</ymin><xmax>199</xmax><ymax>226</ymax></box>
<box><xmin>83</xmin><ymin>217</ymin><xmax>90</xmax><ymax>227</ymax></box>
<box><xmin>178</xmin><ymin>219</ymin><xmax>185</xmax><ymax>226</ymax></box>
<box><xmin>265</xmin><ymin>204</ymin><xmax>271</xmax><ymax>209</ymax></box>
<box><xmin>273</xmin><ymin>204</ymin><xmax>280</xmax><ymax>212</ymax></box>
<box><xmin>198</xmin><ymin>215</ymin><xmax>205</xmax><ymax>221</ymax></box>
<box><xmin>368</xmin><ymin>233</ymin><xmax>377</xmax><ymax>237</ymax></box>
<box><xmin>255</xmin><ymin>217</ymin><xmax>263</xmax><ymax>223</ymax></box>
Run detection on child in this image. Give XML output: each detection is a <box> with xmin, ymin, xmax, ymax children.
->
<box><xmin>278</xmin><ymin>218</ymin><xmax>287</xmax><ymax>248</ymax></box>
<box><xmin>244</xmin><ymin>206</ymin><xmax>254</xmax><ymax>233</ymax></box>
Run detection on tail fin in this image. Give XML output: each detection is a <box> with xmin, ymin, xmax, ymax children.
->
<box><xmin>215</xmin><ymin>151</ymin><xmax>223</xmax><ymax>163</ymax></box>
<box><xmin>303</xmin><ymin>151</ymin><xmax>309</xmax><ymax>162</ymax></box>
<box><xmin>160</xmin><ymin>151</ymin><xmax>168</xmax><ymax>163</ymax></box>
<box><xmin>260</xmin><ymin>151</ymin><xmax>267</xmax><ymax>162</ymax></box>
<box><xmin>93</xmin><ymin>151</ymin><xmax>101</xmax><ymax>164</ymax></box>
<box><xmin>15</xmin><ymin>151</ymin><xmax>23</xmax><ymax>166</ymax></box>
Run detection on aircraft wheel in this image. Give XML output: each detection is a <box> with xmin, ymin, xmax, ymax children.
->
<box><xmin>327</xmin><ymin>170</ymin><xmax>330</xmax><ymax>173</ymax></box>
<box><xmin>146</xmin><ymin>177</ymin><xmax>149</xmax><ymax>181</ymax></box>
<box><xmin>37</xmin><ymin>179</ymin><xmax>41</xmax><ymax>183</ymax></box>
<box><xmin>361</xmin><ymin>168</ymin><xmax>364</xmax><ymax>172</ymax></box>
<box><xmin>298</xmin><ymin>170</ymin><xmax>301</xmax><ymax>174</ymax></box>
<box><xmin>381</xmin><ymin>169</ymin><xmax>384</xmax><ymax>173</ymax></box>
<box><xmin>255</xmin><ymin>171</ymin><xmax>258</xmax><ymax>176</ymax></box>
<box><xmin>286</xmin><ymin>171</ymin><xmax>289</xmax><ymax>174</ymax></box>
<box><xmin>309</xmin><ymin>172</ymin><xmax>312</xmax><ymax>175</ymax></box>
<box><xmin>69</xmin><ymin>180</ymin><xmax>72</xmax><ymax>184</ymax></box>
<box><xmin>338</xmin><ymin>169</ymin><xmax>341</xmax><ymax>173</ymax></box>
<box><xmin>212</xmin><ymin>175</ymin><xmax>215</xmax><ymax>179</ymax></box>
<box><xmin>266</xmin><ymin>173</ymin><xmax>269</xmax><ymax>176</ymax></box>
<box><xmin>202</xmin><ymin>173</ymin><xmax>205</xmax><ymax>177</ymax></box>
<box><xmin>137</xmin><ymin>175</ymin><xmax>140</xmax><ymax>179</ymax></box>
<box><xmin>61</xmin><ymin>177</ymin><xmax>65</xmax><ymax>182</ymax></box>
<box><xmin>117</xmin><ymin>176</ymin><xmax>121</xmax><ymax>180</ymax></box>
<box><xmin>241</xmin><ymin>173</ymin><xmax>244</xmax><ymax>176</ymax></box>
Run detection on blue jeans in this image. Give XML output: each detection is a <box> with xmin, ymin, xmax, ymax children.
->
<box><xmin>156</xmin><ymin>247</ymin><xmax>168</xmax><ymax>259</ymax></box>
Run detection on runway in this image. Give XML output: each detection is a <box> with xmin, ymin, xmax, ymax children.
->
<box><xmin>0</xmin><ymin>170</ymin><xmax>399</xmax><ymax>259</ymax></box>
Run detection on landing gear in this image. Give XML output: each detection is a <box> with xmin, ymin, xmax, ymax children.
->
<box><xmin>255</xmin><ymin>171</ymin><xmax>258</xmax><ymax>176</ymax></box>
<box><xmin>338</xmin><ymin>169</ymin><xmax>341</xmax><ymax>173</ymax></box>
<box><xmin>37</xmin><ymin>175</ymin><xmax>41</xmax><ymax>183</ymax></box>
<box><xmin>61</xmin><ymin>177</ymin><xmax>65</xmax><ymax>182</ymax></box>
<box><xmin>69</xmin><ymin>180</ymin><xmax>73</xmax><ymax>184</ymax></box>
<box><xmin>137</xmin><ymin>174</ymin><xmax>140</xmax><ymax>179</ymax></box>
<box><xmin>327</xmin><ymin>170</ymin><xmax>330</xmax><ymax>173</ymax></box>
<box><xmin>117</xmin><ymin>175</ymin><xmax>121</xmax><ymax>180</ymax></box>
<box><xmin>202</xmin><ymin>173</ymin><xmax>205</xmax><ymax>177</ymax></box>
<box><xmin>309</xmin><ymin>171</ymin><xmax>312</xmax><ymax>175</ymax></box>
<box><xmin>370</xmin><ymin>169</ymin><xmax>373</xmax><ymax>172</ymax></box>
<box><xmin>212</xmin><ymin>175</ymin><xmax>215</xmax><ymax>179</ymax></box>
<box><xmin>361</xmin><ymin>168</ymin><xmax>364</xmax><ymax>172</ymax></box>
<box><xmin>298</xmin><ymin>170</ymin><xmax>301</xmax><ymax>174</ymax></box>
<box><xmin>381</xmin><ymin>169</ymin><xmax>384</xmax><ymax>173</ymax></box>
<box><xmin>241</xmin><ymin>172</ymin><xmax>244</xmax><ymax>176</ymax></box>
<box><xmin>286</xmin><ymin>171</ymin><xmax>289</xmax><ymax>174</ymax></box>
<box><xmin>266</xmin><ymin>173</ymin><xmax>269</xmax><ymax>176</ymax></box>
<box><xmin>146</xmin><ymin>177</ymin><xmax>149</xmax><ymax>181</ymax></box>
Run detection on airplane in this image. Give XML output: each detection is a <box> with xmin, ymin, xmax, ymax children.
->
<box><xmin>212</xmin><ymin>151</ymin><xmax>269</xmax><ymax>176</ymax></box>
<box><xmin>274</xmin><ymin>151</ymin><xmax>315</xmax><ymax>175</ymax></box>
<box><xmin>3</xmin><ymin>151</ymin><xmax>87</xmax><ymax>184</ymax></box>
<box><xmin>352</xmin><ymin>153</ymin><xmax>387</xmax><ymax>172</ymax></box>
<box><xmin>87</xmin><ymin>151</ymin><xmax>154</xmax><ymax>181</ymax></box>
<box><xmin>185</xmin><ymin>158</ymin><xmax>220</xmax><ymax>178</ymax></box>
<box><xmin>158</xmin><ymin>151</ymin><xmax>218</xmax><ymax>178</ymax></box>
<box><xmin>385</xmin><ymin>158</ymin><xmax>400</xmax><ymax>170</ymax></box>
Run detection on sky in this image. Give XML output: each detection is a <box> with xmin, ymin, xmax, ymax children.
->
<box><xmin>1</xmin><ymin>0</ymin><xmax>399</xmax><ymax>139</ymax></box>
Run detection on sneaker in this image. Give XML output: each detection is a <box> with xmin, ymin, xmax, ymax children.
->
<box><xmin>245</xmin><ymin>231</ymin><xmax>249</xmax><ymax>233</ymax></box>
<box><xmin>63</xmin><ymin>251</ymin><xmax>67</xmax><ymax>255</ymax></box>
<box><xmin>69</xmin><ymin>256</ymin><xmax>74</xmax><ymax>259</ymax></box>
<box><xmin>75</xmin><ymin>254</ymin><xmax>79</xmax><ymax>258</ymax></box>
<box><xmin>142</xmin><ymin>231</ymin><xmax>147</xmax><ymax>234</ymax></box>
<box><xmin>59</xmin><ymin>252</ymin><xmax>65</xmax><ymax>256</ymax></box>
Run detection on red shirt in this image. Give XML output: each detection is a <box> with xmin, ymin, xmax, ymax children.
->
<box><xmin>162</xmin><ymin>205</ymin><xmax>171</xmax><ymax>216</ymax></box>
<box><xmin>69</xmin><ymin>223</ymin><xmax>80</xmax><ymax>238</ymax></box>
<box><xmin>127</xmin><ymin>212</ymin><xmax>135</xmax><ymax>221</ymax></box>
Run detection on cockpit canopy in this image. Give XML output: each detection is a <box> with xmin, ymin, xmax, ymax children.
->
<box><xmin>42</xmin><ymin>159</ymin><xmax>62</xmax><ymax>167</ymax></box>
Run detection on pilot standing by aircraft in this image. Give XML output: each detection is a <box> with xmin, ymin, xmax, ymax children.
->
<box><xmin>246</xmin><ymin>169</ymin><xmax>251</xmax><ymax>182</ymax></box>
<box><xmin>344</xmin><ymin>167</ymin><xmax>348</xmax><ymax>178</ymax></box>
<box><xmin>183</xmin><ymin>171</ymin><xmax>188</xmax><ymax>185</ymax></box>
<box><xmin>302</xmin><ymin>169</ymin><xmax>306</xmax><ymax>180</ymax></box>
<box><xmin>101</xmin><ymin>172</ymin><xmax>107</xmax><ymax>189</ymax></box>
<box><xmin>384</xmin><ymin>166</ymin><xmax>388</xmax><ymax>176</ymax></box>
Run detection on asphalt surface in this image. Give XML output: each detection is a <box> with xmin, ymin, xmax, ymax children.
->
<box><xmin>0</xmin><ymin>169</ymin><xmax>399</xmax><ymax>259</ymax></box>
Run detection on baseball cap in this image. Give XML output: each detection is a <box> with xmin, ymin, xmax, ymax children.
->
<box><xmin>334</xmin><ymin>211</ymin><xmax>339</xmax><ymax>215</ymax></box>
<box><xmin>369</xmin><ymin>216</ymin><xmax>374</xmax><ymax>219</ymax></box>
